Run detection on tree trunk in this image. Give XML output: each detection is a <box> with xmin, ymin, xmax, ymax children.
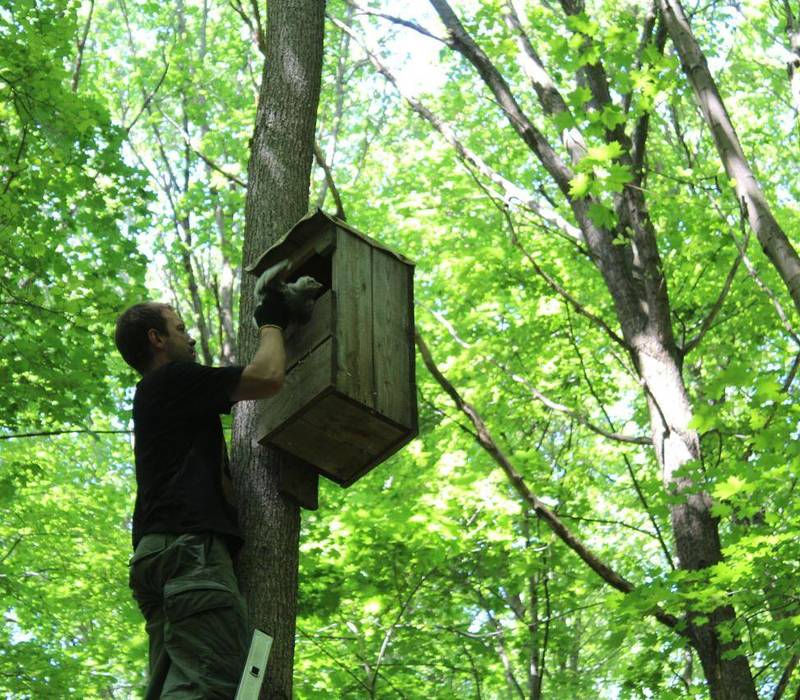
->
<box><xmin>659</xmin><ymin>0</ymin><xmax>800</xmax><ymax>319</ymax></box>
<box><xmin>633</xmin><ymin>336</ymin><xmax>758</xmax><ymax>700</ymax></box>
<box><xmin>230</xmin><ymin>2</ymin><xmax>325</xmax><ymax>698</ymax></box>
<box><xmin>425</xmin><ymin>3</ymin><xmax>759</xmax><ymax>695</ymax></box>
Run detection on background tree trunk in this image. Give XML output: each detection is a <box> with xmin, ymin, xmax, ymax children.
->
<box><xmin>659</xmin><ymin>0</ymin><xmax>800</xmax><ymax>318</ymax></box>
<box><xmin>230</xmin><ymin>1</ymin><xmax>325</xmax><ymax>698</ymax></box>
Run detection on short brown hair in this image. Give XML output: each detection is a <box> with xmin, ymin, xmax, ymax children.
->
<box><xmin>114</xmin><ymin>302</ymin><xmax>171</xmax><ymax>373</ymax></box>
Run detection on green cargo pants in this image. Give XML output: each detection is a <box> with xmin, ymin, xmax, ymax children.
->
<box><xmin>129</xmin><ymin>533</ymin><xmax>250</xmax><ymax>699</ymax></box>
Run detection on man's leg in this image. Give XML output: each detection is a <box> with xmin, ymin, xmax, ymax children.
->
<box><xmin>143</xmin><ymin>607</ymin><xmax>170</xmax><ymax>700</ymax></box>
<box><xmin>130</xmin><ymin>534</ymin><xmax>249</xmax><ymax>699</ymax></box>
<box><xmin>130</xmin><ymin>534</ymin><xmax>172</xmax><ymax>698</ymax></box>
<box><xmin>159</xmin><ymin>535</ymin><xmax>250</xmax><ymax>699</ymax></box>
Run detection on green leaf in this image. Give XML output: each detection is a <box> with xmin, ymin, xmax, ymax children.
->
<box><xmin>569</xmin><ymin>171</ymin><xmax>592</xmax><ymax>198</ymax></box>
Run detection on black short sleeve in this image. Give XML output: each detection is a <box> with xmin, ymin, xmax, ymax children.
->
<box><xmin>158</xmin><ymin>362</ymin><xmax>244</xmax><ymax>415</ymax></box>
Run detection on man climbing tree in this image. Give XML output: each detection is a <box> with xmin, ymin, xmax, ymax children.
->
<box><xmin>114</xmin><ymin>296</ymin><xmax>289</xmax><ymax>697</ymax></box>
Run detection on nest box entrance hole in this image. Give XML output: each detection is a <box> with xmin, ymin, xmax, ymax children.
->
<box><xmin>287</xmin><ymin>250</ymin><xmax>332</xmax><ymax>293</ymax></box>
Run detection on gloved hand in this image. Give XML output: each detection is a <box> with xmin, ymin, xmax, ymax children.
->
<box><xmin>253</xmin><ymin>260</ymin><xmax>324</xmax><ymax>329</ymax></box>
<box><xmin>253</xmin><ymin>288</ymin><xmax>289</xmax><ymax>331</ymax></box>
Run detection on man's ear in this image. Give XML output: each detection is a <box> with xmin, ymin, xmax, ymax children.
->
<box><xmin>147</xmin><ymin>328</ymin><xmax>165</xmax><ymax>350</ymax></box>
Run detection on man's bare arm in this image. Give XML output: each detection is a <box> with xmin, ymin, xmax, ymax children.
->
<box><xmin>230</xmin><ymin>326</ymin><xmax>286</xmax><ymax>402</ymax></box>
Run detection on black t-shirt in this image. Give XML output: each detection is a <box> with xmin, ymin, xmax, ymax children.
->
<box><xmin>131</xmin><ymin>361</ymin><xmax>245</xmax><ymax>549</ymax></box>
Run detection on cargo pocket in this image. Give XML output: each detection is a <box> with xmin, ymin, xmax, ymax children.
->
<box><xmin>129</xmin><ymin>534</ymin><xmax>171</xmax><ymax>604</ymax></box>
<box><xmin>163</xmin><ymin>579</ymin><xmax>249</xmax><ymax>698</ymax></box>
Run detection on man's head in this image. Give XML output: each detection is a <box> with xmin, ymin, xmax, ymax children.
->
<box><xmin>115</xmin><ymin>302</ymin><xmax>197</xmax><ymax>374</ymax></box>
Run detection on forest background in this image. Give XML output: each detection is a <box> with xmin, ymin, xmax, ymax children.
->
<box><xmin>2</xmin><ymin>0</ymin><xmax>800</xmax><ymax>697</ymax></box>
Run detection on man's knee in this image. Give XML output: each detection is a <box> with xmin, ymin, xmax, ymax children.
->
<box><xmin>161</xmin><ymin>580</ymin><xmax>249</xmax><ymax>698</ymax></box>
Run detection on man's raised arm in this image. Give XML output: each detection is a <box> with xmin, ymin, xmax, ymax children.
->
<box><xmin>230</xmin><ymin>289</ymin><xmax>288</xmax><ymax>402</ymax></box>
<box><xmin>231</xmin><ymin>326</ymin><xmax>285</xmax><ymax>401</ymax></box>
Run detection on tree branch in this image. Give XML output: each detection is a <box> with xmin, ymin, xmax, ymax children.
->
<box><xmin>422</xmin><ymin>303</ymin><xmax>641</xmax><ymax>444</ymax></box>
<box><xmin>499</xmin><ymin>207</ymin><xmax>629</xmax><ymax>349</ymax></box>
<box><xmin>344</xmin><ymin>0</ymin><xmax>446</xmax><ymax>43</ymax></box>
<box><xmin>502</xmin><ymin>0</ymin><xmax>586</xmax><ymax>164</ymax></box>
<box><xmin>125</xmin><ymin>59</ymin><xmax>169</xmax><ymax>134</ymax></box>
<box><xmin>71</xmin><ymin>0</ymin><xmax>95</xmax><ymax>92</ymax></box>
<box><xmin>0</xmin><ymin>429</ymin><xmax>130</xmax><ymax>441</ymax></box>
<box><xmin>328</xmin><ymin>14</ymin><xmax>583</xmax><ymax>243</ymax></box>
<box><xmin>682</xmin><ymin>237</ymin><xmax>744</xmax><ymax>356</ymax></box>
<box><xmin>773</xmin><ymin>653</ymin><xmax>800</xmax><ymax>700</ymax></box>
<box><xmin>725</xmin><ymin>198</ymin><xmax>800</xmax><ymax>347</ymax></box>
<box><xmin>564</xmin><ymin>308</ymin><xmax>676</xmax><ymax>569</ymax></box>
<box><xmin>505</xmin><ymin>369</ymin><xmax>650</xmax><ymax>445</ymax></box>
<box><xmin>159</xmin><ymin>110</ymin><xmax>247</xmax><ymax>188</ymax></box>
<box><xmin>317</xmin><ymin>4</ymin><xmax>353</xmax><ymax>210</ymax></box>
<box><xmin>415</xmin><ymin>327</ymin><xmax>679</xmax><ymax>629</ymax></box>
<box><xmin>369</xmin><ymin>571</ymin><xmax>431</xmax><ymax>696</ymax></box>
<box><xmin>313</xmin><ymin>141</ymin><xmax>346</xmax><ymax>220</ymax></box>
<box><xmin>429</xmin><ymin>0</ymin><xmax>575</xmax><ymax>195</ymax></box>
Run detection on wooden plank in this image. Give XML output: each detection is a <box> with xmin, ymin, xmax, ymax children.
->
<box><xmin>269</xmin><ymin>393</ymin><xmax>406</xmax><ymax>484</ymax></box>
<box><xmin>284</xmin><ymin>290</ymin><xmax>333</xmax><ymax>372</ymax></box>
<box><xmin>371</xmin><ymin>251</ymin><xmax>415</xmax><ymax>429</ymax></box>
<box><xmin>339</xmin><ymin>430</ymin><xmax>419</xmax><ymax>487</ymax></box>
<box><xmin>277</xmin><ymin>452</ymin><xmax>319</xmax><ymax>510</ymax></box>
<box><xmin>271</xmin><ymin>413</ymin><xmax>374</xmax><ymax>483</ymax></box>
<box><xmin>246</xmin><ymin>214</ymin><xmax>335</xmax><ymax>278</ymax></box>
<box><xmin>255</xmin><ymin>338</ymin><xmax>334</xmax><ymax>445</ymax></box>
<box><xmin>332</xmin><ymin>229</ymin><xmax>375</xmax><ymax>408</ymax></box>
<box><xmin>281</xmin><ymin>226</ymin><xmax>335</xmax><ymax>278</ymax></box>
<box><xmin>303</xmin><ymin>394</ymin><xmax>405</xmax><ymax>483</ymax></box>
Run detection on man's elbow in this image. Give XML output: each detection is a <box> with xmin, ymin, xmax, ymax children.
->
<box><xmin>254</xmin><ymin>367</ymin><xmax>284</xmax><ymax>397</ymax></box>
<box><xmin>232</xmin><ymin>366</ymin><xmax>285</xmax><ymax>401</ymax></box>
<box><xmin>262</xmin><ymin>370</ymin><xmax>284</xmax><ymax>396</ymax></box>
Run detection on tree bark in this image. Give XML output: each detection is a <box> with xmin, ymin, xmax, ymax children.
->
<box><xmin>659</xmin><ymin>0</ymin><xmax>800</xmax><ymax>319</ymax></box>
<box><xmin>230</xmin><ymin>2</ymin><xmax>325</xmax><ymax>698</ymax></box>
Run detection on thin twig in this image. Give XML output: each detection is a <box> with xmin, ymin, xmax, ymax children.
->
<box><xmin>0</xmin><ymin>429</ymin><xmax>130</xmax><ymax>441</ymax></box>
<box><xmin>71</xmin><ymin>0</ymin><xmax>95</xmax><ymax>92</ymax></box>
<box><xmin>422</xmin><ymin>304</ymin><xmax>645</xmax><ymax>444</ymax></box>
<box><xmin>501</xmin><ymin>206</ymin><xmax>629</xmax><ymax>350</ymax></box>
<box><xmin>159</xmin><ymin>110</ymin><xmax>247</xmax><ymax>188</ymax></box>
<box><xmin>313</xmin><ymin>141</ymin><xmax>346</xmax><ymax>220</ymax></box>
<box><xmin>125</xmin><ymin>60</ymin><xmax>169</xmax><ymax>134</ymax></box>
<box><xmin>344</xmin><ymin>0</ymin><xmax>446</xmax><ymax>43</ymax></box>
<box><xmin>682</xmin><ymin>231</ymin><xmax>745</xmax><ymax>355</ymax></box>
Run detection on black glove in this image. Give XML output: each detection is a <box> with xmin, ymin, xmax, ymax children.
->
<box><xmin>253</xmin><ymin>288</ymin><xmax>289</xmax><ymax>330</ymax></box>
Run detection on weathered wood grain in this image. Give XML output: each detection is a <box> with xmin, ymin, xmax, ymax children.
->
<box><xmin>255</xmin><ymin>337</ymin><xmax>334</xmax><ymax>445</ymax></box>
<box><xmin>371</xmin><ymin>250</ymin><xmax>415</xmax><ymax>429</ymax></box>
<box><xmin>272</xmin><ymin>393</ymin><xmax>405</xmax><ymax>484</ymax></box>
<box><xmin>332</xmin><ymin>229</ymin><xmax>375</xmax><ymax>408</ymax></box>
<box><xmin>284</xmin><ymin>289</ymin><xmax>333</xmax><ymax>371</ymax></box>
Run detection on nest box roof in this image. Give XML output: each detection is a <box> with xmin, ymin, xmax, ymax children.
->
<box><xmin>245</xmin><ymin>208</ymin><xmax>415</xmax><ymax>278</ymax></box>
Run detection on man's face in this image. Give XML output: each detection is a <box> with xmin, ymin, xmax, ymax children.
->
<box><xmin>159</xmin><ymin>307</ymin><xmax>197</xmax><ymax>363</ymax></box>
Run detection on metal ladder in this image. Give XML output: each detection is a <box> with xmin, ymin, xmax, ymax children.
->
<box><xmin>234</xmin><ymin>629</ymin><xmax>273</xmax><ymax>700</ymax></box>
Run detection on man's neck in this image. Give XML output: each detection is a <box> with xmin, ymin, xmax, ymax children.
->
<box><xmin>143</xmin><ymin>353</ymin><xmax>171</xmax><ymax>376</ymax></box>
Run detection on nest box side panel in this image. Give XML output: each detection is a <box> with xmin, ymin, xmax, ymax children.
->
<box><xmin>371</xmin><ymin>249</ymin><xmax>416</xmax><ymax>431</ymax></box>
<box><xmin>332</xmin><ymin>228</ymin><xmax>375</xmax><ymax>409</ymax></box>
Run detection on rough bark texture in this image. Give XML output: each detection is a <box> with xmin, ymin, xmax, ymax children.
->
<box><xmin>659</xmin><ymin>0</ymin><xmax>800</xmax><ymax>320</ymax></box>
<box><xmin>230</xmin><ymin>2</ymin><xmax>325</xmax><ymax>698</ymax></box>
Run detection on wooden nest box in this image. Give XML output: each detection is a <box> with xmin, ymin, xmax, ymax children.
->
<box><xmin>247</xmin><ymin>209</ymin><xmax>418</xmax><ymax>489</ymax></box>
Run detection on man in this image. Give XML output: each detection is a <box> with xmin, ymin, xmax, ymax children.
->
<box><xmin>114</xmin><ymin>292</ymin><xmax>288</xmax><ymax>699</ymax></box>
